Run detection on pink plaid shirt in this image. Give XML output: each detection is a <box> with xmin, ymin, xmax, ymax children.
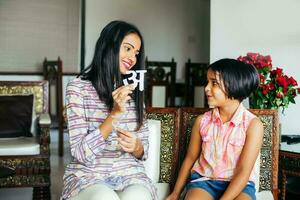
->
<box><xmin>192</xmin><ymin>104</ymin><xmax>257</xmax><ymax>182</ymax></box>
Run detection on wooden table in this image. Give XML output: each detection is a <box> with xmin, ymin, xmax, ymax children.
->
<box><xmin>279</xmin><ymin>142</ymin><xmax>300</xmax><ymax>200</ymax></box>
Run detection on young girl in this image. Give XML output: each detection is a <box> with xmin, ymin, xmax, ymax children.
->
<box><xmin>166</xmin><ymin>59</ymin><xmax>263</xmax><ymax>200</ymax></box>
<box><xmin>61</xmin><ymin>21</ymin><xmax>157</xmax><ymax>200</ymax></box>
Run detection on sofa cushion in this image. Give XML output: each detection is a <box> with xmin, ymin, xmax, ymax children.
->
<box><xmin>0</xmin><ymin>137</ymin><xmax>40</xmax><ymax>155</ymax></box>
<box><xmin>257</xmin><ymin>190</ymin><xmax>274</xmax><ymax>200</ymax></box>
<box><xmin>143</xmin><ymin>119</ymin><xmax>161</xmax><ymax>183</ymax></box>
<box><xmin>0</xmin><ymin>94</ymin><xmax>33</xmax><ymax>138</ymax></box>
<box><xmin>155</xmin><ymin>182</ymin><xmax>170</xmax><ymax>200</ymax></box>
<box><xmin>254</xmin><ymin>153</ymin><xmax>260</xmax><ymax>192</ymax></box>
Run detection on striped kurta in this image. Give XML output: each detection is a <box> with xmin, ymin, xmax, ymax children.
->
<box><xmin>61</xmin><ymin>78</ymin><xmax>157</xmax><ymax>200</ymax></box>
<box><xmin>192</xmin><ymin>104</ymin><xmax>258</xmax><ymax>183</ymax></box>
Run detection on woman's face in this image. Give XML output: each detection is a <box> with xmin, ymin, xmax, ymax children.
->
<box><xmin>119</xmin><ymin>33</ymin><xmax>141</xmax><ymax>75</ymax></box>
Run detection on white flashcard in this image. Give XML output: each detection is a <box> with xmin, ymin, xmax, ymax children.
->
<box><xmin>123</xmin><ymin>70</ymin><xmax>147</xmax><ymax>91</ymax></box>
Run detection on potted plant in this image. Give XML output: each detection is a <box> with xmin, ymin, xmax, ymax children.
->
<box><xmin>237</xmin><ymin>53</ymin><xmax>299</xmax><ymax>113</ymax></box>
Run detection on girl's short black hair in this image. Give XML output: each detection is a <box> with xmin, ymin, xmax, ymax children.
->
<box><xmin>209</xmin><ymin>58</ymin><xmax>259</xmax><ymax>102</ymax></box>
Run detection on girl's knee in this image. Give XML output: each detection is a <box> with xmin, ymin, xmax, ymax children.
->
<box><xmin>118</xmin><ymin>184</ymin><xmax>152</xmax><ymax>200</ymax></box>
<box><xmin>185</xmin><ymin>188</ymin><xmax>213</xmax><ymax>200</ymax></box>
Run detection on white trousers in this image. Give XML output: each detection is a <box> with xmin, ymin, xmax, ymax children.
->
<box><xmin>69</xmin><ymin>184</ymin><xmax>152</xmax><ymax>200</ymax></box>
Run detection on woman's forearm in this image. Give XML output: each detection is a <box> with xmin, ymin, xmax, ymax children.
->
<box><xmin>99</xmin><ymin>111</ymin><xmax>119</xmax><ymax>139</ymax></box>
<box><xmin>132</xmin><ymin>138</ymin><xmax>144</xmax><ymax>159</ymax></box>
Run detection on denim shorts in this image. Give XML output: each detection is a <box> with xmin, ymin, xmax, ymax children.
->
<box><xmin>186</xmin><ymin>172</ymin><xmax>256</xmax><ymax>200</ymax></box>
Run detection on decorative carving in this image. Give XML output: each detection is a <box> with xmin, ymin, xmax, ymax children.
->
<box><xmin>0</xmin><ymin>158</ymin><xmax>50</xmax><ymax>172</ymax></box>
<box><xmin>146</xmin><ymin>112</ymin><xmax>175</xmax><ymax>183</ymax></box>
<box><xmin>146</xmin><ymin>107</ymin><xmax>180</xmax><ymax>190</ymax></box>
<box><xmin>0</xmin><ymin>84</ymin><xmax>45</xmax><ymax>113</ymax></box>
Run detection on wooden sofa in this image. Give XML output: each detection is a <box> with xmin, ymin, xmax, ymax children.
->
<box><xmin>0</xmin><ymin>81</ymin><xmax>51</xmax><ymax>200</ymax></box>
<box><xmin>146</xmin><ymin>107</ymin><xmax>279</xmax><ymax>200</ymax></box>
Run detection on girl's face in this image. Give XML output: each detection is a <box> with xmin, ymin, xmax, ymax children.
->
<box><xmin>205</xmin><ymin>68</ymin><xmax>228</xmax><ymax>108</ymax></box>
<box><xmin>119</xmin><ymin>33</ymin><xmax>141</xmax><ymax>75</ymax></box>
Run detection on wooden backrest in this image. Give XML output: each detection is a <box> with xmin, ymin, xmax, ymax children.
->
<box><xmin>145</xmin><ymin>58</ymin><xmax>176</xmax><ymax>107</ymax></box>
<box><xmin>43</xmin><ymin>57</ymin><xmax>63</xmax><ymax>118</ymax></box>
<box><xmin>184</xmin><ymin>59</ymin><xmax>208</xmax><ymax>107</ymax></box>
<box><xmin>146</xmin><ymin>107</ymin><xmax>180</xmax><ymax>190</ymax></box>
<box><xmin>0</xmin><ymin>81</ymin><xmax>49</xmax><ymax>115</ymax></box>
<box><xmin>179</xmin><ymin>108</ymin><xmax>279</xmax><ymax>199</ymax></box>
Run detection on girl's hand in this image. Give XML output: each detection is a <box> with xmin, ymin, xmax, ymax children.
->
<box><xmin>112</xmin><ymin>84</ymin><xmax>135</xmax><ymax>115</ymax></box>
<box><xmin>165</xmin><ymin>192</ymin><xmax>179</xmax><ymax>200</ymax></box>
<box><xmin>116</xmin><ymin>127</ymin><xmax>141</xmax><ymax>153</ymax></box>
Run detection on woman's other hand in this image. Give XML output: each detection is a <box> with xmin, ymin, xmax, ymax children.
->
<box><xmin>112</xmin><ymin>84</ymin><xmax>135</xmax><ymax>115</ymax></box>
<box><xmin>116</xmin><ymin>127</ymin><xmax>144</xmax><ymax>158</ymax></box>
<box><xmin>116</xmin><ymin>127</ymin><xmax>140</xmax><ymax>153</ymax></box>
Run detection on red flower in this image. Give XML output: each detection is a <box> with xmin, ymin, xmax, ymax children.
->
<box><xmin>270</xmin><ymin>68</ymin><xmax>283</xmax><ymax>78</ymax></box>
<box><xmin>276</xmin><ymin>76</ymin><xmax>288</xmax><ymax>88</ymax></box>
<box><xmin>276</xmin><ymin>91</ymin><xmax>284</xmax><ymax>99</ymax></box>
<box><xmin>289</xmin><ymin>76</ymin><xmax>298</xmax><ymax>86</ymax></box>
<box><xmin>262</xmin><ymin>84</ymin><xmax>272</xmax><ymax>95</ymax></box>
<box><xmin>259</xmin><ymin>74</ymin><xmax>266</xmax><ymax>83</ymax></box>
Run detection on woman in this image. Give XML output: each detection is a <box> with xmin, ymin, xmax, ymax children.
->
<box><xmin>61</xmin><ymin>20</ymin><xmax>157</xmax><ymax>200</ymax></box>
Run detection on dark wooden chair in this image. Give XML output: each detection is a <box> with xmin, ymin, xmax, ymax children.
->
<box><xmin>43</xmin><ymin>57</ymin><xmax>64</xmax><ymax>157</ymax></box>
<box><xmin>145</xmin><ymin>58</ymin><xmax>176</xmax><ymax>107</ymax></box>
<box><xmin>179</xmin><ymin>108</ymin><xmax>279</xmax><ymax>200</ymax></box>
<box><xmin>0</xmin><ymin>81</ymin><xmax>51</xmax><ymax>200</ymax></box>
<box><xmin>184</xmin><ymin>59</ymin><xmax>208</xmax><ymax>107</ymax></box>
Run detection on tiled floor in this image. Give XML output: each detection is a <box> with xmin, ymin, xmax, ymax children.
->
<box><xmin>0</xmin><ymin>129</ymin><xmax>71</xmax><ymax>200</ymax></box>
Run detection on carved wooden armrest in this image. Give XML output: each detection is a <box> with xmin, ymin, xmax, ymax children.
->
<box><xmin>39</xmin><ymin>113</ymin><xmax>51</xmax><ymax>127</ymax></box>
<box><xmin>38</xmin><ymin>113</ymin><xmax>51</xmax><ymax>154</ymax></box>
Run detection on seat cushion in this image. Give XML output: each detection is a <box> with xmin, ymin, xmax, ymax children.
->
<box><xmin>254</xmin><ymin>153</ymin><xmax>260</xmax><ymax>192</ymax></box>
<box><xmin>155</xmin><ymin>182</ymin><xmax>170</xmax><ymax>200</ymax></box>
<box><xmin>143</xmin><ymin>119</ymin><xmax>161</xmax><ymax>183</ymax></box>
<box><xmin>0</xmin><ymin>94</ymin><xmax>33</xmax><ymax>138</ymax></box>
<box><xmin>0</xmin><ymin>137</ymin><xmax>40</xmax><ymax>155</ymax></box>
<box><xmin>257</xmin><ymin>190</ymin><xmax>274</xmax><ymax>200</ymax></box>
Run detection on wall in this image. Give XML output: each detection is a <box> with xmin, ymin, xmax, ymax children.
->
<box><xmin>0</xmin><ymin>0</ymin><xmax>80</xmax><ymax>73</ymax></box>
<box><xmin>85</xmin><ymin>0</ymin><xmax>210</xmax><ymax>80</ymax></box>
<box><xmin>210</xmin><ymin>0</ymin><xmax>300</xmax><ymax>134</ymax></box>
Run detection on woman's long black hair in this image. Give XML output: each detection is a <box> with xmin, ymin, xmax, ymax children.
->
<box><xmin>80</xmin><ymin>20</ymin><xmax>145</xmax><ymax>129</ymax></box>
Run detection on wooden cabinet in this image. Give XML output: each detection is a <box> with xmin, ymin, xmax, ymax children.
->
<box><xmin>279</xmin><ymin>142</ymin><xmax>300</xmax><ymax>200</ymax></box>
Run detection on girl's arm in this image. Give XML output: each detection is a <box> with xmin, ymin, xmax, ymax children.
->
<box><xmin>166</xmin><ymin>115</ymin><xmax>203</xmax><ymax>200</ymax></box>
<box><xmin>220</xmin><ymin>117</ymin><xmax>264</xmax><ymax>200</ymax></box>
